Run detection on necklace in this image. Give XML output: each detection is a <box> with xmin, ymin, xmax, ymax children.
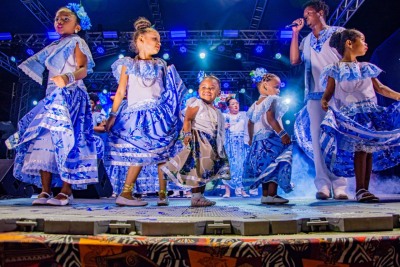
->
<box><xmin>133</xmin><ymin>56</ymin><xmax>158</xmax><ymax>88</ymax></box>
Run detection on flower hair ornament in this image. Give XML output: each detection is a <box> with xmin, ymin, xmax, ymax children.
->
<box><xmin>250</xmin><ymin>67</ymin><xmax>268</xmax><ymax>83</ymax></box>
<box><xmin>197</xmin><ymin>70</ymin><xmax>206</xmax><ymax>84</ymax></box>
<box><xmin>66</xmin><ymin>2</ymin><xmax>92</xmax><ymax>30</ymax></box>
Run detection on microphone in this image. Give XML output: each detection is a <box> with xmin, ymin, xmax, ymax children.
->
<box><xmin>285</xmin><ymin>22</ymin><xmax>298</xmax><ymax>29</ymax></box>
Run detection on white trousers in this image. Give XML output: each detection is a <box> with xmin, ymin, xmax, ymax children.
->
<box><xmin>307</xmin><ymin>100</ymin><xmax>347</xmax><ymax>194</ymax></box>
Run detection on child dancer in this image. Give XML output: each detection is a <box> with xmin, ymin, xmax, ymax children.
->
<box><xmin>161</xmin><ymin>75</ymin><xmax>230</xmax><ymax>207</ymax></box>
<box><xmin>105</xmin><ymin>17</ymin><xmax>186</xmax><ymax>206</ymax></box>
<box><xmin>244</xmin><ymin>71</ymin><xmax>293</xmax><ymax>204</ymax></box>
<box><xmin>320</xmin><ymin>29</ymin><xmax>400</xmax><ymax>202</ymax></box>
<box><xmin>6</xmin><ymin>3</ymin><xmax>97</xmax><ymax>205</ymax></box>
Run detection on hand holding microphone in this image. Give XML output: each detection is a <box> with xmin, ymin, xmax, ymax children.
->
<box><xmin>285</xmin><ymin>18</ymin><xmax>304</xmax><ymax>31</ymax></box>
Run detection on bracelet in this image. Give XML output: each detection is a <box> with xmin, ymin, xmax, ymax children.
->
<box><xmin>109</xmin><ymin>111</ymin><xmax>117</xmax><ymax>117</ymax></box>
<box><xmin>183</xmin><ymin>132</ymin><xmax>192</xmax><ymax>138</ymax></box>
<box><xmin>276</xmin><ymin>129</ymin><xmax>287</xmax><ymax>138</ymax></box>
<box><xmin>65</xmin><ymin>72</ymin><xmax>75</xmax><ymax>84</ymax></box>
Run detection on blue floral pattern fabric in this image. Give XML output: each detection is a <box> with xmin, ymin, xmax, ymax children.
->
<box><xmin>244</xmin><ymin>96</ymin><xmax>293</xmax><ymax>192</ymax></box>
<box><xmin>319</xmin><ymin>62</ymin><xmax>400</xmax><ymax>178</ymax></box>
<box><xmin>320</xmin><ymin>62</ymin><xmax>382</xmax><ymax>88</ymax></box>
<box><xmin>6</xmin><ymin>36</ymin><xmax>98</xmax><ymax>189</ymax></box>
<box><xmin>222</xmin><ymin>112</ymin><xmax>249</xmax><ymax>190</ymax></box>
<box><xmin>105</xmin><ymin>58</ymin><xmax>187</xmax><ymax>194</ymax></box>
<box><xmin>310</xmin><ymin>26</ymin><xmax>341</xmax><ymax>53</ymax></box>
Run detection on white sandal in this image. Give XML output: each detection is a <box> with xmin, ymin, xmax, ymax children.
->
<box><xmin>47</xmin><ymin>193</ymin><xmax>73</xmax><ymax>206</ymax></box>
<box><xmin>32</xmin><ymin>192</ymin><xmax>53</xmax><ymax>205</ymax></box>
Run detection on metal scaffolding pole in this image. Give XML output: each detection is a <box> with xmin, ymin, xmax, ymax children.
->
<box><xmin>328</xmin><ymin>0</ymin><xmax>366</xmax><ymax>26</ymax></box>
<box><xmin>19</xmin><ymin>0</ymin><xmax>53</xmax><ymax>30</ymax></box>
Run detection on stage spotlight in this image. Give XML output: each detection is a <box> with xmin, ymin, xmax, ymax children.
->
<box><xmin>163</xmin><ymin>52</ymin><xmax>170</xmax><ymax>60</ymax></box>
<box><xmin>188</xmin><ymin>88</ymin><xmax>193</xmax><ymax>94</ymax></box>
<box><xmin>199</xmin><ymin>52</ymin><xmax>206</xmax><ymax>59</ymax></box>
<box><xmin>283</xmin><ymin>97</ymin><xmax>291</xmax><ymax>104</ymax></box>
<box><xmin>235</xmin><ymin>52</ymin><xmax>242</xmax><ymax>59</ymax></box>
<box><xmin>47</xmin><ymin>31</ymin><xmax>60</xmax><ymax>40</ymax></box>
<box><xmin>275</xmin><ymin>53</ymin><xmax>282</xmax><ymax>59</ymax></box>
<box><xmin>217</xmin><ymin>45</ymin><xmax>225</xmax><ymax>52</ymax></box>
<box><xmin>118</xmin><ymin>54</ymin><xmax>124</xmax><ymax>59</ymax></box>
<box><xmin>102</xmin><ymin>89</ymin><xmax>108</xmax><ymax>94</ymax></box>
<box><xmin>285</xmin><ymin>120</ymin><xmax>291</xmax><ymax>125</ymax></box>
<box><xmin>255</xmin><ymin>45</ymin><xmax>263</xmax><ymax>54</ymax></box>
<box><xmin>0</xmin><ymin>32</ymin><xmax>12</xmax><ymax>41</ymax></box>
<box><xmin>281</xmin><ymin>82</ymin><xmax>286</xmax><ymax>88</ymax></box>
<box><xmin>26</xmin><ymin>48</ymin><xmax>34</xmax><ymax>56</ymax></box>
<box><xmin>96</xmin><ymin>45</ymin><xmax>105</xmax><ymax>55</ymax></box>
<box><xmin>103</xmin><ymin>31</ymin><xmax>118</xmax><ymax>39</ymax></box>
<box><xmin>32</xmin><ymin>100</ymin><xmax>38</xmax><ymax>106</ymax></box>
<box><xmin>239</xmin><ymin>88</ymin><xmax>246</xmax><ymax>94</ymax></box>
<box><xmin>179</xmin><ymin>45</ymin><xmax>187</xmax><ymax>53</ymax></box>
<box><xmin>10</xmin><ymin>56</ymin><xmax>16</xmax><ymax>62</ymax></box>
<box><xmin>223</xmin><ymin>82</ymin><xmax>229</xmax><ymax>89</ymax></box>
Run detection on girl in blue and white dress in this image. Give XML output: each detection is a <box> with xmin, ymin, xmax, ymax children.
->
<box><xmin>222</xmin><ymin>97</ymin><xmax>251</xmax><ymax>198</ymax></box>
<box><xmin>320</xmin><ymin>29</ymin><xmax>400</xmax><ymax>202</ymax></box>
<box><xmin>244</xmin><ymin>73</ymin><xmax>293</xmax><ymax>205</ymax></box>
<box><xmin>105</xmin><ymin>17</ymin><xmax>186</xmax><ymax>207</ymax></box>
<box><xmin>5</xmin><ymin>3</ymin><xmax>97</xmax><ymax>206</ymax></box>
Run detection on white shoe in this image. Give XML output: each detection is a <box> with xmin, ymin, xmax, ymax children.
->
<box><xmin>116</xmin><ymin>195</ymin><xmax>148</xmax><ymax>206</ymax></box>
<box><xmin>249</xmin><ymin>189</ymin><xmax>258</xmax><ymax>196</ymax></box>
<box><xmin>47</xmin><ymin>193</ymin><xmax>73</xmax><ymax>206</ymax></box>
<box><xmin>32</xmin><ymin>192</ymin><xmax>53</xmax><ymax>205</ymax></box>
<box><xmin>261</xmin><ymin>195</ymin><xmax>289</xmax><ymax>204</ymax></box>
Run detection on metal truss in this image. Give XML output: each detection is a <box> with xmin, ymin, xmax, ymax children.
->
<box><xmin>10</xmin><ymin>78</ymin><xmax>45</xmax><ymax>124</ymax></box>
<box><xmin>19</xmin><ymin>0</ymin><xmax>53</xmax><ymax>30</ymax></box>
<box><xmin>147</xmin><ymin>0</ymin><xmax>165</xmax><ymax>30</ymax></box>
<box><xmin>249</xmin><ymin>0</ymin><xmax>269</xmax><ymax>30</ymax></box>
<box><xmin>328</xmin><ymin>0</ymin><xmax>366</xmax><ymax>26</ymax></box>
<box><xmin>0</xmin><ymin>51</ymin><xmax>20</xmax><ymax>77</ymax></box>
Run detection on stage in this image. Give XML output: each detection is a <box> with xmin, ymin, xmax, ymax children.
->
<box><xmin>1</xmin><ymin>196</ymin><xmax>400</xmax><ymax>266</ymax></box>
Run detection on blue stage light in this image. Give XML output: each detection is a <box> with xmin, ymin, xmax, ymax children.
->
<box><xmin>26</xmin><ymin>48</ymin><xmax>34</xmax><ymax>56</ymax></box>
<box><xmin>103</xmin><ymin>31</ymin><xmax>118</xmax><ymax>39</ymax></box>
<box><xmin>96</xmin><ymin>45</ymin><xmax>105</xmax><ymax>55</ymax></box>
<box><xmin>179</xmin><ymin>45</ymin><xmax>187</xmax><ymax>53</ymax></box>
<box><xmin>217</xmin><ymin>45</ymin><xmax>225</xmax><ymax>52</ymax></box>
<box><xmin>10</xmin><ymin>56</ymin><xmax>16</xmax><ymax>62</ymax></box>
<box><xmin>239</xmin><ymin>88</ymin><xmax>246</xmax><ymax>94</ymax></box>
<box><xmin>199</xmin><ymin>52</ymin><xmax>206</xmax><ymax>59</ymax></box>
<box><xmin>223</xmin><ymin>30</ymin><xmax>239</xmax><ymax>38</ymax></box>
<box><xmin>281</xmin><ymin>82</ymin><xmax>286</xmax><ymax>88</ymax></box>
<box><xmin>235</xmin><ymin>52</ymin><xmax>242</xmax><ymax>59</ymax></box>
<box><xmin>280</xmin><ymin>30</ymin><xmax>292</xmax><ymax>39</ymax></box>
<box><xmin>47</xmin><ymin>31</ymin><xmax>60</xmax><ymax>40</ymax></box>
<box><xmin>255</xmin><ymin>45</ymin><xmax>263</xmax><ymax>54</ymax></box>
<box><xmin>223</xmin><ymin>82</ymin><xmax>229</xmax><ymax>89</ymax></box>
<box><xmin>32</xmin><ymin>100</ymin><xmax>38</xmax><ymax>106</ymax></box>
<box><xmin>171</xmin><ymin>31</ymin><xmax>187</xmax><ymax>38</ymax></box>
<box><xmin>0</xmin><ymin>32</ymin><xmax>12</xmax><ymax>41</ymax></box>
<box><xmin>163</xmin><ymin>52</ymin><xmax>170</xmax><ymax>60</ymax></box>
<box><xmin>275</xmin><ymin>53</ymin><xmax>282</xmax><ymax>59</ymax></box>
<box><xmin>188</xmin><ymin>88</ymin><xmax>194</xmax><ymax>94</ymax></box>
<box><xmin>118</xmin><ymin>54</ymin><xmax>124</xmax><ymax>59</ymax></box>
<box><xmin>102</xmin><ymin>89</ymin><xmax>108</xmax><ymax>94</ymax></box>
<box><xmin>285</xmin><ymin>120</ymin><xmax>291</xmax><ymax>125</ymax></box>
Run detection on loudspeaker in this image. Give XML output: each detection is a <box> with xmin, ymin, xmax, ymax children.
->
<box><xmin>72</xmin><ymin>159</ymin><xmax>113</xmax><ymax>199</ymax></box>
<box><xmin>0</xmin><ymin>159</ymin><xmax>34</xmax><ymax>198</ymax></box>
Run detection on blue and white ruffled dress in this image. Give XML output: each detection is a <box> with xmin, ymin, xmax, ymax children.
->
<box><xmin>6</xmin><ymin>35</ymin><xmax>98</xmax><ymax>189</ymax></box>
<box><xmin>243</xmin><ymin>95</ymin><xmax>293</xmax><ymax>192</ymax></box>
<box><xmin>105</xmin><ymin>57</ymin><xmax>186</xmax><ymax>194</ymax></box>
<box><xmin>319</xmin><ymin>62</ymin><xmax>400</xmax><ymax>178</ymax></box>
